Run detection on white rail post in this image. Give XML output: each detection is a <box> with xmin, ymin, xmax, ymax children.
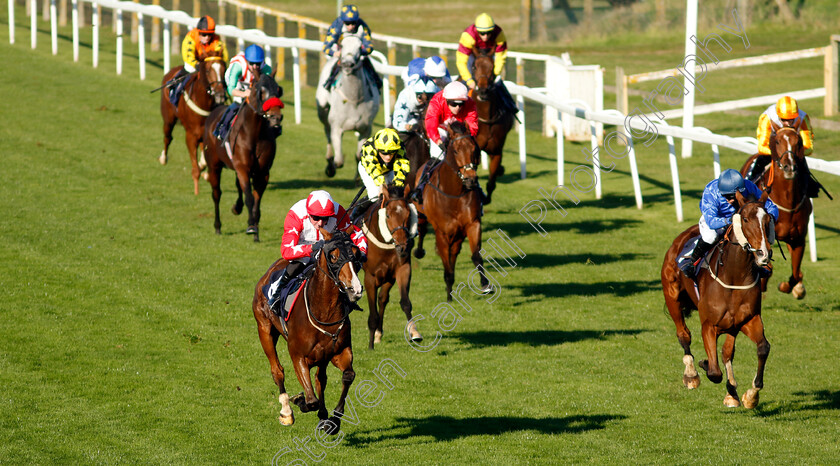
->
<box><xmin>602</xmin><ymin>109</ymin><xmax>642</xmax><ymax>209</ymax></box>
<box><xmin>92</xmin><ymin>2</ymin><xmax>98</xmax><ymax>68</ymax></box>
<box><xmin>556</xmin><ymin>110</ymin><xmax>564</xmax><ymax>185</ymax></box>
<box><xmin>162</xmin><ymin>19</ymin><xmax>170</xmax><ymax>72</ymax></box>
<box><xmin>50</xmin><ymin>0</ymin><xmax>57</xmax><ymax>54</ymax></box>
<box><xmin>138</xmin><ymin>12</ymin><xmax>145</xmax><ymax>80</ymax></box>
<box><xmin>681</xmin><ymin>0</ymin><xmax>698</xmax><ymax>158</ymax></box>
<box><xmin>116</xmin><ymin>9</ymin><xmax>123</xmax><ymax>75</ymax></box>
<box><xmin>517</xmin><ymin>89</ymin><xmax>526</xmax><ymax>180</ymax></box>
<box><xmin>8</xmin><ymin>0</ymin><xmax>15</xmax><ymax>44</ymax></box>
<box><xmin>292</xmin><ymin>46</ymin><xmax>301</xmax><ymax>124</ymax></box>
<box><xmin>71</xmin><ymin>0</ymin><xmax>78</xmax><ymax>61</ymax></box>
<box><xmin>31</xmin><ymin>0</ymin><xmax>37</xmax><ymax>49</ymax></box>
<box><xmin>808</xmin><ymin>210</ymin><xmax>817</xmax><ymax>262</ymax></box>
<box><xmin>590</xmin><ymin>120</ymin><xmax>601</xmax><ymax>199</ymax></box>
<box><xmin>652</xmin><ymin>118</ymin><xmax>683</xmax><ymax>221</ymax></box>
<box><xmin>694</xmin><ymin>127</ymin><xmax>720</xmax><ymax>178</ymax></box>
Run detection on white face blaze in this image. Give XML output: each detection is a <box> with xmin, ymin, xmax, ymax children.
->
<box><xmin>348</xmin><ymin>262</ymin><xmax>363</xmax><ymax>299</ymax></box>
<box><xmin>755</xmin><ymin>209</ymin><xmax>770</xmax><ymax>266</ymax></box>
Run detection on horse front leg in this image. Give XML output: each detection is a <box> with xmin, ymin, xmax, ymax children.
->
<box><xmin>698</xmin><ymin>321</ymin><xmax>723</xmax><ymax>384</ymax></box>
<box><xmin>485</xmin><ymin>154</ymin><xmax>503</xmax><ymax>205</ymax></box>
<box><xmin>365</xmin><ymin>272</ymin><xmax>379</xmax><ymax>350</ymax></box>
<box><xmin>314</xmin><ymin>364</ymin><xmax>329</xmax><ymax>422</ymax></box>
<box><xmin>413</xmin><ymin>215</ymin><xmax>428</xmax><ymax>259</ymax></box>
<box><xmin>160</xmin><ymin>111</ymin><xmax>177</xmax><ymax>166</ymax></box>
<box><xmin>779</xmin><ymin>239</ymin><xmax>806</xmax><ymax>299</ymax></box>
<box><xmin>396</xmin><ymin>262</ymin><xmax>421</xmax><ymax>342</ymax></box>
<box><xmin>250</xmin><ymin>170</ymin><xmax>268</xmax><ymax>243</ymax></box>
<box><xmin>290</xmin><ymin>355</ymin><xmax>319</xmax><ymax>413</ymax></box>
<box><xmin>207</xmin><ymin>164</ymin><xmax>223</xmax><ymax>235</ymax></box>
<box><xmin>376</xmin><ymin>280</ymin><xmax>395</xmax><ymax>343</ymax></box>
<box><xmin>231</xmin><ymin>178</ymin><xmax>244</xmax><ymax>216</ymax></box>
<box><xmin>663</xmin><ymin>280</ymin><xmax>699</xmax><ymax>389</ymax></box>
<box><xmin>185</xmin><ymin>130</ymin><xmax>202</xmax><ymax>196</ymax></box>
<box><xmin>256</xmin><ymin>321</ymin><xmax>294</xmax><ymax>426</ymax></box>
<box><xmin>739</xmin><ymin>315</ymin><xmax>770</xmax><ymax>409</ymax></box>
<box><xmin>235</xmin><ymin>170</ymin><xmax>258</xmax><ymax>241</ymax></box>
<box><xmin>722</xmin><ymin>333</ymin><xmax>740</xmax><ymax>407</ymax></box>
<box><xmin>467</xmin><ymin>221</ymin><xmax>491</xmax><ymax>292</ymax></box>
<box><xmin>331</xmin><ymin>125</ymin><xmax>345</xmax><ymax>169</ymax></box>
<box><xmin>436</xmin><ymin>232</ymin><xmax>463</xmax><ymax>301</ymax></box>
<box><xmin>326</xmin><ymin>345</ymin><xmax>355</xmax><ymax>436</ymax></box>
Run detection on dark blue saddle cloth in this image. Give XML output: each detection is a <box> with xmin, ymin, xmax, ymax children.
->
<box><xmin>676</xmin><ymin>235</ymin><xmax>712</xmax><ymax>277</ymax></box>
<box><xmin>262</xmin><ymin>264</ymin><xmax>314</xmax><ymax>321</ymax></box>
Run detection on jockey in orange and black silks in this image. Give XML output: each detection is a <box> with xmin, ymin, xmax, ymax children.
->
<box><xmin>168</xmin><ymin>16</ymin><xmax>228</xmax><ymax>106</ymax></box>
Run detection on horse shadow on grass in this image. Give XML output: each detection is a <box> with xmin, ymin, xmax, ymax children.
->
<box><xmin>521</xmin><ymin>252</ymin><xmax>651</xmax><ymax>269</ymax></box>
<box><xmin>452</xmin><ymin>329</ymin><xmax>646</xmax><ymax>349</ymax></box>
<box><xmin>267</xmin><ymin>178</ymin><xmax>357</xmax><ymax>192</ymax></box>
<box><xmin>515</xmin><ymin>279</ymin><xmax>661</xmax><ymax>301</ymax></box>
<box><xmin>487</xmin><ymin>217</ymin><xmax>641</xmax><ymax>237</ymax></box>
<box><xmin>752</xmin><ymin>389</ymin><xmax>840</xmax><ymax>418</ymax></box>
<box><xmin>345</xmin><ymin>414</ymin><xmax>627</xmax><ymax>445</ymax></box>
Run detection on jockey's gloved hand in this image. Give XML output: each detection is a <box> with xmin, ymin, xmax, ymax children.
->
<box><xmin>438</xmin><ymin>142</ymin><xmax>446</xmax><ymax>154</ymax></box>
<box><xmin>310</xmin><ymin>240</ymin><xmax>325</xmax><ymax>253</ymax></box>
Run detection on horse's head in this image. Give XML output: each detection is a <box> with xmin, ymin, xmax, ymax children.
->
<box><xmin>339</xmin><ymin>35</ymin><xmax>363</xmax><ymax>74</ymax></box>
<box><xmin>731</xmin><ymin>191</ymin><xmax>775</xmax><ymax>267</ymax></box>
<box><xmin>318</xmin><ymin>230</ymin><xmax>364</xmax><ymax>302</ymax></box>
<box><xmin>200</xmin><ymin>54</ymin><xmax>227</xmax><ymax>105</ymax></box>
<box><xmin>249</xmin><ymin>74</ymin><xmax>284</xmax><ymax>133</ymax></box>
<box><xmin>445</xmin><ymin>121</ymin><xmax>479</xmax><ymax>191</ymax></box>
<box><xmin>379</xmin><ymin>186</ymin><xmax>417</xmax><ymax>259</ymax></box>
<box><xmin>472</xmin><ymin>47</ymin><xmax>496</xmax><ymax>101</ymax></box>
<box><xmin>770</xmin><ymin>123</ymin><xmax>804</xmax><ymax>180</ymax></box>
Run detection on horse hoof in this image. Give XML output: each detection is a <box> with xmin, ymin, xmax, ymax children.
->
<box><xmin>278</xmin><ymin>413</ymin><xmax>295</xmax><ymax>426</ymax></box>
<box><xmin>373</xmin><ymin>330</ymin><xmax>382</xmax><ymax>344</ymax></box>
<box><xmin>215</xmin><ymin>228</ymin><xmax>221</xmax><ymax>236</ymax></box>
<box><xmin>317</xmin><ymin>418</ymin><xmax>341</xmax><ymax>436</ymax></box>
<box><xmin>792</xmin><ymin>282</ymin><xmax>805</xmax><ymax>299</ymax></box>
<box><xmin>723</xmin><ymin>394</ymin><xmax>741</xmax><ymax>408</ymax></box>
<box><xmin>290</xmin><ymin>392</ymin><xmax>308</xmax><ymax>411</ymax></box>
<box><xmin>683</xmin><ymin>375</ymin><xmax>700</xmax><ymax>390</ymax></box>
<box><xmin>741</xmin><ymin>388</ymin><xmax>760</xmax><ymax>409</ymax></box>
<box><xmin>325</xmin><ymin>163</ymin><xmax>336</xmax><ymax>178</ymax></box>
<box><xmin>232</xmin><ymin>204</ymin><xmax>243</xmax><ymax>216</ymax></box>
<box><xmin>410</xmin><ymin>329</ymin><xmax>423</xmax><ymax>342</ymax></box>
<box><xmin>414</xmin><ymin>248</ymin><xmax>425</xmax><ymax>259</ymax></box>
<box><xmin>202</xmin><ymin>172</ymin><xmax>209</xmax><ymax>181</ymax></box>
<box><xmin>778</xmin><ymin>281</ymin><xmax>792</xmax><ymax>294</ymax></box>
<box><xmin>159</xmin><ymin>151</ymin><xmax>168</xmax><ymax>165</ymax></box>
<box><xmin>246</xmin><ymin>226</ymin><xmax>258</xmax><ymax>235</ymax></box>
<box><xmin>497</xmin><ymin>164</ymin><xmax>505</xmax><ymax>177</ymax></box>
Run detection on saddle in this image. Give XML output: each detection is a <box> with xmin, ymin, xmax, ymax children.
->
<box><xmin>676</xmin><ymin>235</ymin><xmax>712</xmax><ymax>278</ymax></box>
<box><xmin>262</xmin><ymin>263</ymin><xmax>316</xmax><ymax>330</ymax></box>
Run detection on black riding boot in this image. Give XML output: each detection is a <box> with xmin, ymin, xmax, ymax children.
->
<box><xmin>495</xmin><ymin>80</ymin><xmax>517</xmax><ymax>115</ymax></box>
<box><xmin>267</xmin><ymin>270</ymin><xmax>292</xmax><ymax>312</ymax></box>
<box><xmin>351</xmin><ymin>197</ymin><xmax>375</xmax><ymax>222</ymax></box>
<box><xmin>363</xmin><ymin>57</ymin><xmax>383</xmax><ymax>90</ymax></box>
<box><xmin>168</xmin><ymin>69</ymin><xmax>189</xmax><ymax>106</ymax></box>
<box><xmin>803</xmin><ymin>158</ymin><xmax>821</xmax><ymax>198</ymax></box>
<box><xmin>678</xmin><ymin>239</ymin><xmax>714</xmax><ymax>280</ymax></box>
<box><xmin>410</xmin><ymin>159</ymin><xmax>442</xmax><ymax>204</ymax></box>
<box><xmin>745</xmin><ymin>155</ymin><xmax>770</xmax><ymax>183</ymax></box>
<box><xmin>324</xmin><ymin>62</ymin><xmax>341</xmax><ymax>90</ymax></box>
<box><xmin>214</xmin><ymin>103</ymin><xmax>240</xmax><ymax>141</ymax></box>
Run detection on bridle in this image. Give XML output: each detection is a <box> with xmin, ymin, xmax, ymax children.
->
<box><xmin>362</xmin><ymin>198</ymin><xmax>413</xmax><ymax>251</ymax></box>
<box><xmin>304</xmin><ymin>234</ymin><xmax>363</xmax><ymax>341</ymax></box>
<box><xmin>768</xmin><ymin>126</ymin><xmax>808</xmax><ymax>212</ymax></box>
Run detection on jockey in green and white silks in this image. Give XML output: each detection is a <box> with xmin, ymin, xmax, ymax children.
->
<box><xmin>213</xmin><ymin>45</ymin><xmax>272</xmax><ymax>141</ymax></box>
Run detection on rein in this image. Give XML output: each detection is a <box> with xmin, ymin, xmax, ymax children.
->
<box><xmin>302</xmin><ymin>246</ymin><xmax>362</xmax><ymax>341</ymax></box>
<box><xmin>766</xmin><ymin>130</ymin><xmax>809</xmax><ymax>212</ymax></box>
<box><xmin>427</xmin><ymin>134</ymin><xmax>480</xmax><ymax>198</ymax></box>
<box><xmin>360</xmin><ymin>200</ymin><xmax>412</xmax><ymax>250</ymax></box>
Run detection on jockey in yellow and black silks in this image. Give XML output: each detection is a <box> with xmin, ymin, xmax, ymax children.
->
<box><xmin>353</xmin><ymin>128</ymin><xmax>410</xmax><ymax>220</ymax></box>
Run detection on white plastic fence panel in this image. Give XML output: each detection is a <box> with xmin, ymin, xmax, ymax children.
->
<box><xmin>544</xmin><ymin>58</ymin><xmax>603</xmax><ymax>142</ymax></box>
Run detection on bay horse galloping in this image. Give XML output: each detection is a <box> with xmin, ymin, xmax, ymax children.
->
<box><xmin>413</xmin><ymin>122</ymin><xmax>492</xmax><ymax>300</ymax></box>
<box><xmin>202</xmin><ymin>74</ymin><xmax>283</xmax><ymax>242</ymax></box>
<box><xmin>661</xmin><ymin>191</ymin><xmax>774</xmax><ymax>408</ymax></box>
<box><xmin>359</xmin><ymin>186</ymin><xmax>422</xmax><ymax>349</ymax></box>
<box><xmin>253</xmin><ymin>230</ymin><xmax>364</xmax><ymax>433</ymax></box>
<box><xmin>159</xmin><ymin>53</ymin><xmax>226</xmax><ymax>195</ymax></box>
<box><xmin>472</xmin><ymin>47</ymin><xmax>514</xmax><ymax>205</ymax></box>
<box><xmin>740</xmin><ymin>125</ymin><xmax>812</xmax><ymax>299</ymax></box>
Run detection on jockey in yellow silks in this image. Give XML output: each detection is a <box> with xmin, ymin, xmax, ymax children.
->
<box><xmin>169</xmin><ymin>16</ymin><xmax>228</xmax><ymax>106</ymax></box>
<box><xmin>747</xmin><ymin>96</ymin><xmax>820</xmax><ymax>197</ymax></box>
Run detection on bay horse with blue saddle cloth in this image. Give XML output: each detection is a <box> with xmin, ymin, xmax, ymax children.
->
<box><xmin>662</xmin><ymin>190</ymin><xmax>776</xmax><ymax>409</ymax></box>
<box><xmin>253</xmin><ymin>229</ymin><xmax>365</xmax><ymax>434</ymax></box>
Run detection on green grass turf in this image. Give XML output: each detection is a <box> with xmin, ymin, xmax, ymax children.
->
<box><xmin>1</xmin><ymin>6</ymin><xmax>839</xmax><ymax>464</ymax></box>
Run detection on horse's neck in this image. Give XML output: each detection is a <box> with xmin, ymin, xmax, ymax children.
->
<box><xmin>339</xmin><ymin>69</ymin><xmax>365</xmax><ymax>100</ymax></box>
<box><xmin>188</xmin><ymin>69</ymin><xmax>209</xmax><ymax>103</ymax></box>
<box><xmin>307</xmin><ymin>264</ymin><xmax>343</xmax><ymax>317</ymax></box>
<box><xmin>712</xmin><ymin>242</ymin><xmax>756</xmax><ymax>281</ymax></box>
<box><xmin>436</xmin><ymin>155</ymin><xmax>463</xmax><ymax>189</ymax></box>
<box><xmin>474</xmin><ymin>89</ymin><xmax>497</xmax><ymax>118</ymax></box>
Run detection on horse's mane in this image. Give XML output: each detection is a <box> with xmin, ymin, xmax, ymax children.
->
<box><xmin>385</xmin><ymin>185</ymin><xmax>405</xmax><ymax>200</ymax></box>
<box><xmin>256</xmin><ymin>74</ymin><xmax>282</xmax><ymax>98</ymax></box>
<box><xmin>449</xmin><ymin>120</ymin><xmax>469</xmax><ymax>136</ymax></box>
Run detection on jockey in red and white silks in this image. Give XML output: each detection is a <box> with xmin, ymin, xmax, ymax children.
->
<box><xmin>281</xmin><ymin>190</ymin><xmax>367</xmax><ymax>262</ymax></box>
<box><xmin>424</xmin><ymin>81</ymin><xmax>478</xmax><ymax>160</ymax></box>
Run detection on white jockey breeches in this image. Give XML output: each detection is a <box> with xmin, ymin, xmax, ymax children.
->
<box><xmin>429</xmin><ymin>128</ymin><xmax>449</xmax><ymax>160</ymax></box>
<box><xmin>698</xmin><ymin>215</ymin><xmax>725</xmax><ymax>244</ymax></box>
<box><xmin>358</xmin><ymin>162</ymin><xmax>395</xmax><ymax>200</ymax></box>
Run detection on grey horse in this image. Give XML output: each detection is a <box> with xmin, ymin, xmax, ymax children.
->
<box><xmin>316</xmin><ymin>35</ymin><xmax>381</xmax><ymax>177</ymax></box>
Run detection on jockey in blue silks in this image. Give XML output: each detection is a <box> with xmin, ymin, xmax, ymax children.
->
<box><xmin>321</xmin><ymin>4</ymin><xmax>381</xmax><ymax>91</ymax></box>
<box><xmin>678</xmin><ymin>168</ymin><xmax>779</xmax><ymax>280</ymax></box>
